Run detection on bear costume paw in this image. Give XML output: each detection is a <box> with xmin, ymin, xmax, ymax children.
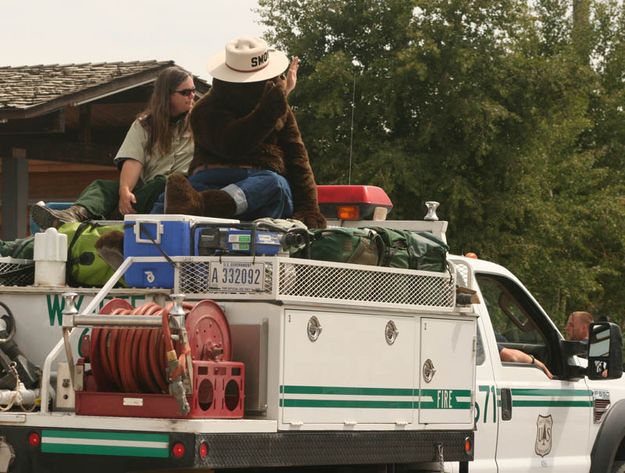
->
<box><xmin>95</xmin><ymin>230</ymin><xmax>124</xmax><ymax>270</ymax></box>
<box><xmin>165</xmin><ymin>173</ymin><xmax>237</xmax><ymax>218</ymax></box>
<box><xmin>165</xmin><ymin>173</ymin><xmax>204</xmax><ymax>215</ymax></box>
<box><xmin>293</xmin><ymin>210</ymin><xmax>327</xmax><ymax>229</ymax></box>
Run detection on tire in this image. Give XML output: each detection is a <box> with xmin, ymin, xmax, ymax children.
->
<box><xmin>613</xmin><ymin>461</ymin><xmax>625</xmax><ymax>473</ymax></box>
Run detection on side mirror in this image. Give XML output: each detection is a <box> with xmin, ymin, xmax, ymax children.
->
<box><xmin>587</xmin><ymin>322</ymin><xmax>623</xmax><ymax>380</ymax></box>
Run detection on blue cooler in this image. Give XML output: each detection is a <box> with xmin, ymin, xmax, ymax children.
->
<box><xmin>124</xmin><ymin>214</ymin><xmax>238</xmax><ymax>288</ymax></box>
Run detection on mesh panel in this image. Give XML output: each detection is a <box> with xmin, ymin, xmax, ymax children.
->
<box><xmin>279</xmin><ymin>261</ymin><xmax>454</xmax><ymax>307</ymax></box>
<box><xmin>176</xmin><ymin>257</ymin><xmax>455</xmax><ymax>309</ymax></box>
<box><xmin>454</xmin><ymin>261</ymin><xmax>470</xmax><ymax>287</ymax></box>
<box><xmin>0</xmin><ymin>258</ymin><xmax>34</xmax><ymax>286</ymax></box>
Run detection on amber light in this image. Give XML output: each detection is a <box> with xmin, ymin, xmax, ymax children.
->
<box><xmin>171</xmin><ymin>442</ymin><xmax>186</xmax><ymax>458</ymax></box>
<box><xmin>337</xmin><ymin>205</ymin><xmax>360</xmax><ymax>220</ymax></box>
<box><xmin>199</xmin><ymin>441</ymin><xmax>209</xmax><ymax>459</ymax></box>
<box><xmin>464</xmin><ymin>436</ymin><xmax>473</xmax><ymax>455</ymax></box>
<box><xmin>28</xmin><ymin>432</ymin><xmax>41</xmax><ymax>447</ymax></box>
<box><xmin>464</xmin><ymin>252</ymin><xmax>478</xmax><ymax>259</ymax></box>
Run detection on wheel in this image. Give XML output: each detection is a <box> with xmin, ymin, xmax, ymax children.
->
<box><xmin>613</xmin><ymin>460</ymin><xmax>625</xmax><ymax>473</ymax></box>
<box><xmin>0</xmin><ymin>301</ymin><xmax>16</xmax><ymax>344</ymax></box>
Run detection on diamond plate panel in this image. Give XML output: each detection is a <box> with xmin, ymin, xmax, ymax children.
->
<box><xmin>194</xmin><ymin>430</ymin><xmax>473</xmax><ymax>468</ymax></box>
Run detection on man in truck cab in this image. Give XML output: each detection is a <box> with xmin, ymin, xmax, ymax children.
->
<box><xmin>565</xmin><ymin>310</ymin><xmax>593</xmax><ymax>342</ymax></box>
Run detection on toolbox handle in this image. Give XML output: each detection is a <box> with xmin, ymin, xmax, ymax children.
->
<box><xmin>133</xmin><ymin>220</ymin><xmax>163</xmax><ymax>245</ymax></box>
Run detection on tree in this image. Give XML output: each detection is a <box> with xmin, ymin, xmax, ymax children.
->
<box><xmin>258</xmin><ymin>0</ymin><xmax>625</xmax><ymax>327</ymax></box>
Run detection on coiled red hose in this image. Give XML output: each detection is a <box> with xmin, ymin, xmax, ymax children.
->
<box><xmin>89</xmin><ymin>300</ymin><xmax>207</xmax><ymax>393</ymax></box>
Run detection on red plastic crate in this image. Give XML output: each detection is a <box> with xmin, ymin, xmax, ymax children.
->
<box><xmin>75</xmin><ymin>360</ymin><xmax>244</xmax><ymax>419</ymax></box>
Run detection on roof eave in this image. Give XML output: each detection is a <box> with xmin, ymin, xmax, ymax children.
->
<box><xmin>0</xmin><ymin>61</ymin><xmax>174</xmax><ymax>121</ymax></box>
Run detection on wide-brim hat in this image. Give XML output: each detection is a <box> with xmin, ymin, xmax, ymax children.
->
<box><xmin>207</xmin><ymin>37</ymin><xmax>289</xmax><ymax>83</ymax></box>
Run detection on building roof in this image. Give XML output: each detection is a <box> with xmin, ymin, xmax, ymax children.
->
<box><xmin>0</xmin><ymin>60</ymin><xmax>208</xmax><ymax>119</ymax></box>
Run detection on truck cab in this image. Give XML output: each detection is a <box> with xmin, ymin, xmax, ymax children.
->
<box><xmin>320</xmin><ymin>184</ymin><xmax>625</xmax><ymax>472</ymax></box>
<box><xmin>451</xmin><ymin>254</ymin><xmax>625</xmax><ymax>473</ymax></box>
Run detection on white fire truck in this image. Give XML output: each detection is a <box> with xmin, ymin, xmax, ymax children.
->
<box><xmin>0</xmin><ymin>186</ymin><xmax>475</xmax><ymax>473</ymax></box>
<box><xmin>0</xmin><ymin>186</ymin><xmax>622</xmax><ymax>473</ymax></box>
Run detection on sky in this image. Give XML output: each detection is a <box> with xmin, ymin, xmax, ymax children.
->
<box><xmin>0</xmin><ymin>0</ymin><xmax>265</xmax><ymax>81</ymax></box>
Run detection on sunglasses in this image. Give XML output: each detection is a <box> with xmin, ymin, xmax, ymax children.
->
<box><xmin>174</xmin><ymin>88</ymin><xmax>196</xmax><ymax>97</ymax></box>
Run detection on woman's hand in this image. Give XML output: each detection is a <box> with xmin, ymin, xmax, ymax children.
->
<box><xmin>286</xmin><ymin>56</ymin><xmax>300</xmax><ymax>96</ymax></box>
<box><xmin>118</xmin><ymin>186</ymin><xmax>137</xmax><ymax>215</ymax></box>
<box><xmin>118</xmin><ymin>159</ymin><xmax>143</xmax><ymax>215</ymax></box>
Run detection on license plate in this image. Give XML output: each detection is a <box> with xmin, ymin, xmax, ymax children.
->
<box><xmin>208</xmin><ymin>262</ymin><xmax>265</xmax><ymax>292</ymax></box>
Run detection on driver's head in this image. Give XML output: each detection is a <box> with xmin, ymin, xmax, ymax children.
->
<box><xmin>565</xmin><ymin>311</ymin><xmax>594</xmax><ymax>341</ymax></box>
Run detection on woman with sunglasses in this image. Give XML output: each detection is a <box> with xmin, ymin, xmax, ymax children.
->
<box><xmin>31</xmin><ymin>66</ymin><xmax>196</xmax><ymax>229</ymax></box>
<box><xmin>148</xmin><ymin>53</ymin><xmax>303</xmax><ymax>216</ymax></box>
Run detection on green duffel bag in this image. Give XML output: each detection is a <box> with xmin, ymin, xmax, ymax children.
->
<box><xmin>296</xmin><ymin>227</ymin><xmax>385</xmax><ymax>266</ymax></box>
<box><xmin>59</xmin><ymin>221</ymin><xmax>125</xmax><ymax>287</ymax></box>
<box><xmin>0</xmin><ymin>237</ymin><xmax>34</xmax><ymax>259</ymax></box>
<box><xmin>0</xmin><ymin>222</ymin><xmax>123</xmax><ymax>287</ymax></box>
<box><xmin>365</xmin><ymin>227</ymin><xmax>449</xmax><ymax>272</ymax></box>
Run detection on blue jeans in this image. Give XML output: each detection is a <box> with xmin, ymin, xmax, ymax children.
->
<box><xmin>151</xmin><ymin>169</ymin><xmax>293</xmax><ymax>220</ymax></box>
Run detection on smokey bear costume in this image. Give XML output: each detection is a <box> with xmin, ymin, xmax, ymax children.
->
<box><xmin>165</xmin><ymin>37</ymin><xmax>326</xmax><ymax>229</ymax></box>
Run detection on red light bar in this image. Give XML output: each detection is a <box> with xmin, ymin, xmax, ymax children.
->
<box><xmin>317</xmin><ymin>185</ymin><xmax>393</xmax><ymax>221</ymax></box>
<box><xmin>317</xmin><ymin>185</ymin><xmax>392</xmax><ymax>206</ymax></box>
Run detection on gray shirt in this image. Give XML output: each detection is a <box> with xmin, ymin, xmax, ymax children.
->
<box><xmin>114</xmin><ymin>119</ymin><xmax>193</xmax><ymax>182</ymax></box>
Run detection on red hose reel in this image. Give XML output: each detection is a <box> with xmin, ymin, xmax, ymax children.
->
<box><xmin>75</xmin><ymin>299</ymin><xmax>244</xmax><ymax>419</ymax></box>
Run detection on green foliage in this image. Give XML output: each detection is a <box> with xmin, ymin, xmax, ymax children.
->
<box><xmin>258</xmin><ymin>0</ymin><xmax>625</xmax><ymax>331</ymax></box>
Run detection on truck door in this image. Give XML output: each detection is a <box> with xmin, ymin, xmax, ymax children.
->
<box><xmin>450</xmin><ymin>259</ymin><xmax>498</xmax><ymax>473</ymax></box>
<box><xmin>463</xmin><ymin>322</ymin><xmax>499</xmax><ymax>473</ymax></box>
<box><xmin>475</xmin><ymin>273</ymin><xmax>592</xmax><ymax>472</ymax></box>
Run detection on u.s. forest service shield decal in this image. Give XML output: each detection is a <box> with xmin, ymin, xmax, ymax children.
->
<box><xmin>535</xmin><ymin>414</ymin><xmax>553</xmax><ymax>457</ymax></box>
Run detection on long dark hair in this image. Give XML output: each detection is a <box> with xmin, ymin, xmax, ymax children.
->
<box><xmin>139</xmin><ymin>66</ymin><xmax>191</xmax><ymax>156</ymax></box>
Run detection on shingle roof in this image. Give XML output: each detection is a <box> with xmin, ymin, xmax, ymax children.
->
<box><xmin>0</xmin><ymin>60</ymin><xmax>174</xmax><ymax>111</ymax></box>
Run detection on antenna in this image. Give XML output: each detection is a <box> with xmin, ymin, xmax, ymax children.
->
<box><xmin>348</xmin><ymin>69</ymin><xmax>356</xmax><ymax>185</ymax></box>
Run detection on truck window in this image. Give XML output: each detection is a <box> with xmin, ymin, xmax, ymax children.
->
<box><xmin>475</xmin><ymin>325</ymin><xmax>486</xmax><ymax>365</ymax></box>
<box><xmin>476</xmin><ymin>273</ymin><xmax>555</xmax><ymax>372</ymax></box>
